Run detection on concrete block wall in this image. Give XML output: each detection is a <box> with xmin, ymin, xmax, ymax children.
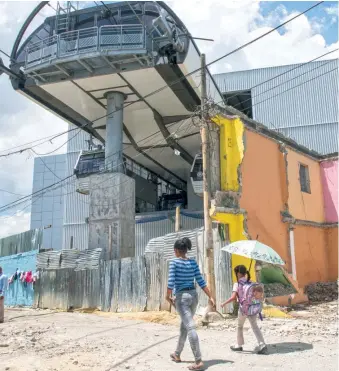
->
<box><xmin>0</xmin><ymin>250</ymin><xmax>38</xmax><ymax>307</ymax></box>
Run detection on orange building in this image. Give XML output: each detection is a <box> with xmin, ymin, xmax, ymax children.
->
<box><xmin>211</xmin><ymin>111</ymin><xmax>338</xmax><ymax>300</ymax></box>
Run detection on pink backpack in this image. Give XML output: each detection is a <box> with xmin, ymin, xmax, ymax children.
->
<box><xmin>237</xmin><ymin>280</ymin><xmax>264</xmax><ymax>318</ymax></box>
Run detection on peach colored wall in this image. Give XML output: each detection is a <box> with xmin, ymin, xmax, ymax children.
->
<box><xmin>287</xmin><ymin>151</ymin><xmax>325</xmax><ymax>223</ymax></box>
<box><xmin>240</xmin><ymin>130</ymin><xmax>290</xmax><ymax>271</ymax></box>
<box><xmin>326</xmin><ymin>227</ymin><xmax>338</xmax><ymax>281</ymax></box>
<box><xmin>294</xmin><ymin>225</ymin><xmax>329</xmax><ymax>287</ymax></box>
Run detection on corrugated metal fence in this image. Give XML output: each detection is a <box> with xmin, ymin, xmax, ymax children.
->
<box><xmin>135</xmin><ymin>210</ymin><xmax>204</xmax><ymax>256</ymax></box>
<box><xmin>0</xmin><ymin>229</ymin><xmax>43</xmax><ymax>257</ymax></box>
<box><xmin>35</xmin><ymin>227</ymin><xmax>233</xmax><ymax>314</ymax></box>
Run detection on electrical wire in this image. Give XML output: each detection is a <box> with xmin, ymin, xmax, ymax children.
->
<box><xmin>0</xmin><ymin>1</ymin><xmax>325</xmax><ymax>215</ymax></box>
<box><xmin>250</xmin><ymin>67</ymin><xmax>337</xmax><ymax>111</ymax></box>
<box><xmin>223</xmin><ymin>48</ymin><xmax>338</xmax><ymax>104</ymax></box>
<box><xmin>229</xmin><ymin>57</ymin><xmax>337</xmax><ymax>111</ymax></box>
<box><xmin>0</xmin><ymin>189</ymin><xmax>24</xmax><ymax>197</ymax></box>
<box><xmin>0</xmin><ymin>127</ymin><xmax>79</xmax><ymax>155</ymax></box>
<box><xmin>1</xmin><ymin>1</ymin><xmax>323</xmax><ymax>159</ymax></box>
<box><xmin>0</xmin><ymin>111</ymin><xmax>198</xmax><ymax>215</ymax></box>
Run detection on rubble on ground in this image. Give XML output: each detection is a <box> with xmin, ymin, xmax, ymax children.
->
<box><xmin>264</xmin><ymin>283</ymin><xmax>297</xmax><ymax>298</ymax></box>
<box><xmin>305</xmin><ymin>281</ymin><xmax>338</xmax><ymax>302</ymax></box>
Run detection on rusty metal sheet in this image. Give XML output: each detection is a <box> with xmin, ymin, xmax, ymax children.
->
<box><xmin>100</xmin><ymin>260</ymin><xmax>112</xmax><ymax>312</ymax></box>
<box><xmin>117</xmin><ymin>258</ymin><xmax>133</xmax><ymax>312</ymax></box>
<box><xmin>213</xmin><ymin>229</ymin><xmax>233</xmax><ymax>314</ymax></box>
<box><xmin>109</xmin><ymin>260</ymin><xmax>120</xmax><ymax>313</ymax></box>
<box><xmin>145</xmin><ymin>253</ymin><xmax>161</xmax><ymax>311</ymax></box>
<box><xmin>0</xmin><ymin>228</ymin><xmax>43</xmax><ymax>257</ymax></box>
<box><xmin>131</xmin><ymin>256</ymin><xmax>147</xmax><ymax>312</ymax></box>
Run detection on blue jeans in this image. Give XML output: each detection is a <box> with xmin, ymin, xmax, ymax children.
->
<box><xmin>175</xmin><ymin>289</ymin><xmax>201</xmax><ymax>362</ymax></box>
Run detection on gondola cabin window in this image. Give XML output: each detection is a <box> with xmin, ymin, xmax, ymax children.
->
<box><xmin>299</xmin><ymin>163</ymin><xmax>311</xmax><ymax>194</ymax></box>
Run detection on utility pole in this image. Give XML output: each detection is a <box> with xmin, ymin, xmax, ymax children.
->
<box><xmin>200</xmin><ymin>54</ymin><xmax>216</xmax><ymax>300</ymax></box>
<box><xmin>175</xmin><ymin>205</ymin><xmax>181</xmax><ymax>233</ymax></box>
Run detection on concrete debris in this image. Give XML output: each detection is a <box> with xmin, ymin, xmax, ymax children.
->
<box><xmin>0</xmin><ymin>304</ymin><xmax>338</xmax><ymax>370</ymax></box>
<box><xmin>264</xmin><ymin>283</ymin><xmax>296</xmax><ymax>298</ymax></box>
<box><xmin>305</xmin><ymin>282</ymin><xmax>338</xmax><ymax>302</ymax></box>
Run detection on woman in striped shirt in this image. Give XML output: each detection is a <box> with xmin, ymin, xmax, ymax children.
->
<box><xmin>166</xmin><ymin>237</ymin><xmax>215</xmax><ymax>371</ymax></box>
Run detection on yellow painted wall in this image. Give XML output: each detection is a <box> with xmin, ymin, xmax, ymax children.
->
<box><xmin>212</xmin><ymin>115</ymin><xmax>244</xmax><ymax>192</ymax></box>
<box><xmin>212</xmin><ymin>212</ymin><xmax>256</xmax><ymax>282</ymax></box>
<box><xmin>211</xmin><ymin>115</ymin><xmax>256</xmax><ymax>282</ymax></box>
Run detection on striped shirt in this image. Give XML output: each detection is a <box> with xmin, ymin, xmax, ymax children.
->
<box><xmin>168</xmin><ymin>258</ymin><xmax>206</xmax><ymax>293</ymax></box>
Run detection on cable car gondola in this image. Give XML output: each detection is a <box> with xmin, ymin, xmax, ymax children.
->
<box><xmin>190</xmin><ymin>153</ymin><xmax>203</xmax><ymax>197</ymax></box>
<box><xmin>74</xmin><ymin>149</ymin><xmax>105</xmax><ymax>194</ymax></box>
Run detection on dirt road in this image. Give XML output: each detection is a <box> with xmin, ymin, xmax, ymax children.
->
<box><xmin>0</xmin><ymin>302</ymin><xmax>337</xmax><ymax>371</ymax></box>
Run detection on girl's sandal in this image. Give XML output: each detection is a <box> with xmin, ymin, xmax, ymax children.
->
<box><xmin>170</xmin><ymin>353</ymin><xmax>181</xmax><ymax>363</ymax></box>
<box><xmin>188</xmin><ymin>362</ymin><xmax>204</xmax><ymax>370</ymax></box>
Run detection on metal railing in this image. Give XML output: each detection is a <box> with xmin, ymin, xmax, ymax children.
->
<box><xmin>25</xmin><ymin>24</ymin><xmax>146</xmax><ymax>69</ymax></box>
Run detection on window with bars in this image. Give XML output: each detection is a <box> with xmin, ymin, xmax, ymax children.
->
<box><xmin>299</xmin><ymin>163</ymin><xmax>311</xmax><ymax>194</ymax></box>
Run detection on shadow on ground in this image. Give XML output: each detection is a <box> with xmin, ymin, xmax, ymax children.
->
<box><xmin>268</xmin><ymin>342</ymin><xmax>313</xmax><ymax>354</ymax></box>
<box><xmin>180</xmin><ymin>359</ymin><xmax>234</xmax><ymax>369</ymax></box>
<box><xmin>241</xmin><ymin>342</ymin><xmax>313</xmax><ymax>356</ymax></box>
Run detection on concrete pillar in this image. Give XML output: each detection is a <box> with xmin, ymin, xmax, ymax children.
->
<box><xmin>87</xmin><ymin>92</ymin><xmax>135</xmax><ymax>259</ymax></box>
<box><xmin>104</xmin><ymin>91</ymin><xmax>126</xmax><ymax>172</ymax></box>
<box><xmin>88</xmin><ymin>173</ymin><xmax>136</xmax><ymax>259</ymax></box>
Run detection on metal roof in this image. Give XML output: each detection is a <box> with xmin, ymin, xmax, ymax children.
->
<box><xmin>214</xmin><ymin>59</ymin><xmax>338</xmax><ymax>154</ymax></box>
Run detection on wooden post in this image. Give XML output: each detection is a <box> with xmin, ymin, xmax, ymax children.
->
<box><xmin>175</xmin><ymin>205</ymin><xmax>181</xmax><ymax>232</ymax></box>
<box><xmin>200</xmin><ymin>53</ymin><xmax>216</xmax><ymax>300</ymax></box>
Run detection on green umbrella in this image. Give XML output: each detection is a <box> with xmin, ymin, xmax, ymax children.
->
<box><xmin>221</xmin><ymin>240</ymin><xmax>285</xmax><ymax>266</ymax></box>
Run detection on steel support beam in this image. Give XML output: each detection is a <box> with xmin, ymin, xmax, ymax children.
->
<box><xmin>153</xmin><ymin>110</ymin><xmax>194</xmax><ymax>164</ymax></box>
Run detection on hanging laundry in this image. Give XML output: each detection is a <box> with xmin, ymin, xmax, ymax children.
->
<box><xmin>20</xmin><ymin>272</ymin><xmax>26</xmax><ymax>282</ymax></box>
<box><xmin>13</xmin><ymin>269</ymin><xmax>19</xmax><ymax>281</ymax></box>
<box><xmin>25</xmin><ymin>271</ymin><xmax>33</xmax><ymax>284</ymax></box>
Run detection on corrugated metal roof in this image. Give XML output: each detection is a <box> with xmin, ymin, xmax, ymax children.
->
<box><xmin>280</xmin><ymin>123</ymin><xmax>338</xmax><ymax>155</ymax></box>
<box><xmin>37</xmin><ymin>248</ymin><xmax>102</xmax><ymax>270</ymax></box>
<box><xmin>213</xmin><ymin>59</ymin><xmax>338</xmax><ymax>154</ymax></box>
<box><xmin>0</xmin><ymin>228</ymin><xmax>43</xmax><ymax>257</ymax></box>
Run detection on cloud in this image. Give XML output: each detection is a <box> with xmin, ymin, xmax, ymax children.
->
<box><xmin>325</xmin><ymin>5</ymin><xmax>339</xmax><ymax>17</ymax></box>
<box><xmin>0</xmin><ymin>212</ymin><xmax>30</xmax><ymax>238</ymax></box>
<box><xmin>170</xmin><ymin>1</ymin><xmax>338</xmax><ymax>73</ymax></box>
<box><xmin>0</xmin><ymin>1</ymin><xmax>338</xmax><ymax>236</ymax></box>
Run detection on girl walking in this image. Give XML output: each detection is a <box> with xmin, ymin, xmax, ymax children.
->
<box><xmin>221</xmin><ymin>265</ymin><xmax>267</xmax><ymax>354</ymax></box>
<box><xmin>166</xmin><ymin>237</ymin><xmax>215</xmax><ymax>370</ymax></box>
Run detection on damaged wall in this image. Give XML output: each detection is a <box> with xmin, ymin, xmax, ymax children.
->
<box><xmin>212</xmin><ymin>111</ymin><xmax>337</xmax><ymax>291</ymax></box>
<box><xmin>239</xmin><ymin>129</ymin><xmax>291</xmax><ymax>272</ymax></box>
<box><xmin>211</xmin><ymin>115</ymin><xmax>255</xmax><ymax>282</ymax></box>
<box><xmin>293</xmin><ymin>226</ymin><xmax>329</xmax><ymax>287</ymax></box>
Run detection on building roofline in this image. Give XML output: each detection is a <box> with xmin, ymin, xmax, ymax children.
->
<box><xmin>213</xmin><ymin>58</ymin><xmax>339</xmax><ymax>77</ymax></box>
<box><xmin>216</xmin><ymin>103</ymin><xmax>338</xmax><ymax>161</ymax></box>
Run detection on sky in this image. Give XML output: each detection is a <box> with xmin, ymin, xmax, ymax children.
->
<box><xmin>0</xmin><ymin>0</ymin><xmax>338</xmax><ymax>238</ymax></box>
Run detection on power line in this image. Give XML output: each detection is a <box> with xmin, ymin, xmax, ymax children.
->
<box><xmin>0</xmin><ymin>1</ymin><xmax>324</xmax><ymax>213</ymax></box>
<box><xmin>0</xmin><ymin>189</ymin><xmax>24</xmax><ymax>197</ymax></box>
<box><xmin>224</xmin><ymin>48</ymin><xmax>338</xmax><ymax>104</ymax></box>
<box><xmin>251</xmin><ymin>67</ymin><xmax>337</xmax><ymax>110</ymax></box>
<box><xmin>0</xmin><ymin>127</ymin><xmax>80</xmax><ymax>157</ymax></box>
<box><xmin>230</xmin><ymin>57</ymin><xmax>337</xmax><ymax>111</ymax></box>
<box><xmin>0</xmin><ymin>113</ymin><xmax>197</xmax><ymax>214</ymax></box>
<box><xmin>1</xmin><ymin>1</ymin><xmax>322</xmax><ymax>160</ymax></box>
